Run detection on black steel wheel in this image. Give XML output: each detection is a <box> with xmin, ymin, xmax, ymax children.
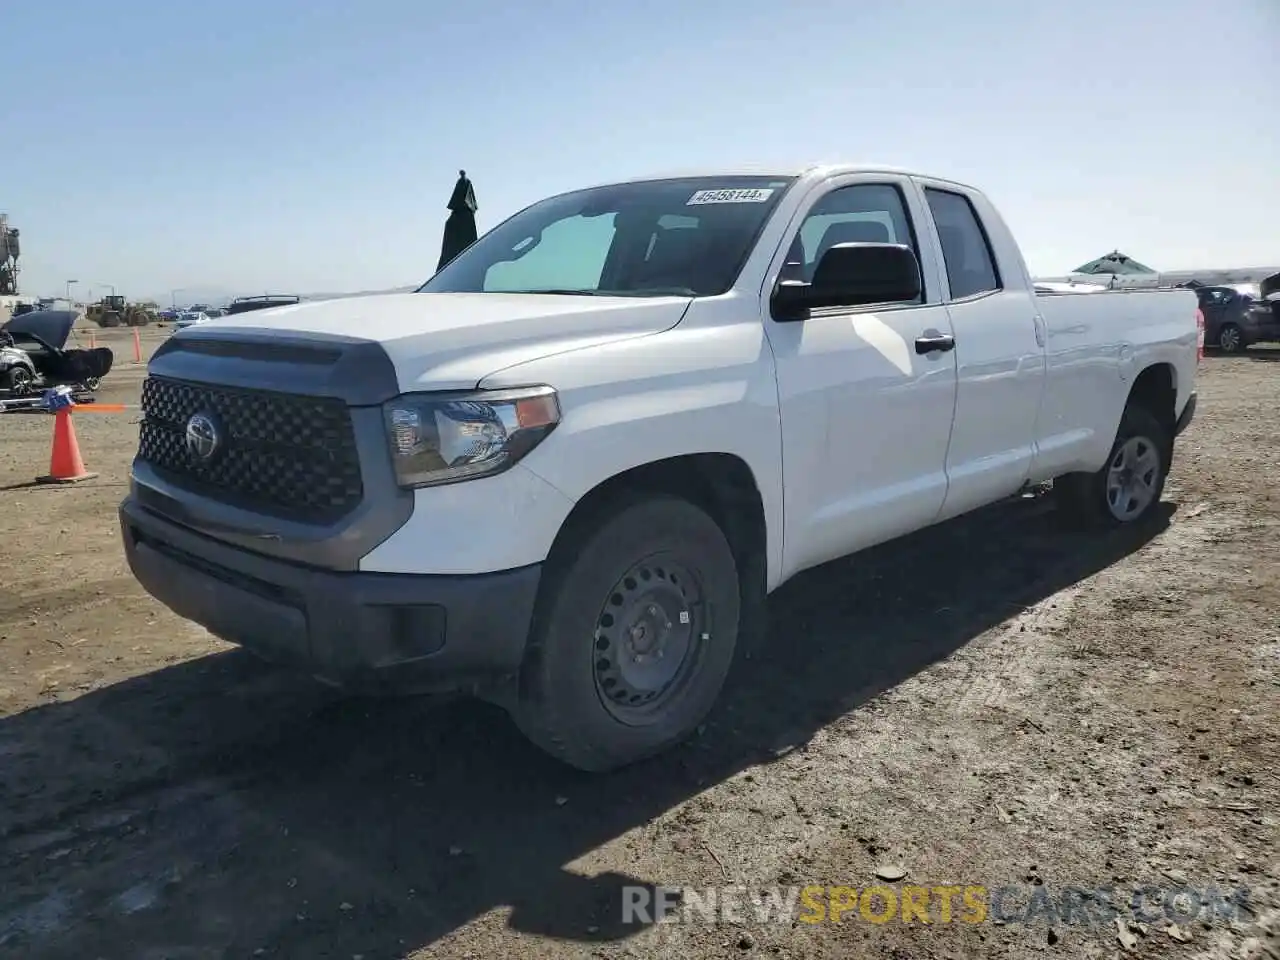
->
<box><xmin>515</xmin><ymin>495</ymin><xmax>741</xmax><ymax>772</ymax></box>
<box><xmin>592</xmin><ymin>557</ymin><xmax>708</xmax><ymax>723</ymax></box>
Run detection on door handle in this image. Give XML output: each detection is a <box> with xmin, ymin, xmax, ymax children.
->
<box><xmin>914</xmin><ymin>333</ymin><xmax>956</xmax><ymax>354</ymax></box>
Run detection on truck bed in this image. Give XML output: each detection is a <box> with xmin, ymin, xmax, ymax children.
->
<box><xmin>1033</xmin><ymin>285</ymin><xmax>1200</xmax><ymax>442</ymax></box>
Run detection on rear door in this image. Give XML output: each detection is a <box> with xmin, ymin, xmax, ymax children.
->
<box><xmin>762</xmin><ymin>174</ymin><xmax>959</xmax><ymax>579</ymax></box>
<box><xmin>913</xmin><ymin>180</ymin><xmax>1047</xmax><ymax>521</ymax></box>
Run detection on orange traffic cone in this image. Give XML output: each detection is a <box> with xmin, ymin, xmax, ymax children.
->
<box><xmin>37</xmin><ymin>408</ymin><xmax>98</xmax><ymax>484</ymax></box>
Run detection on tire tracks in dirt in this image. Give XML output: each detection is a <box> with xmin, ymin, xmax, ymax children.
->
<box><xmin>0</xmin><ymin>577</ymin><xmax>138</xmax><ymax>626</ymax></box>
<box><xmin>631</xmin><ymin>500</ymin><xmax>1274</xmax><ymax>959</ymax></box>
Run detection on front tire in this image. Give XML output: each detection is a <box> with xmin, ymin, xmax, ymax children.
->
<box><xmin>3</xmin><ymin>366</ymin><xmax>34</xmax><ymax>395</ymax></box>
<box><xmin>1057</xmin><ymin>405</ymin><xmax>1169</xmax><ymax>527</ymax></box>
<box><xmin>515</xmin><ymin>495</ymin><xmax>741</xmax><ymax>772</ymax></box>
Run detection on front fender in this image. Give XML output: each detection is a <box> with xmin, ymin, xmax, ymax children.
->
<box><xmin>0</xmin><ymin>352</ymin><xmax>35</xmax><ymax>374</ymax></box>
<box><xmin>479</xmin><ymin>310</ymin><xmax>786</xmax><ymax>588</ymax></box>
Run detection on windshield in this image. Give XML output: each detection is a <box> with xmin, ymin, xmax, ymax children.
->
<box><xmin>420</xmin><ymin>176</ymin><xmax>796</xmax><ymax>298</ymax></box>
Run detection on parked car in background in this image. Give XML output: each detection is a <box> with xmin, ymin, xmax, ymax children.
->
<box><xmin>1195</xmin><ymin>285</ymin><xmax>1280</xmax><ymax>352</ymax></box>
<box><xmin>171</xmin><ymin>311</ymin><xmax>211</xmax><ymax>331</ymax></box>
<box><xmin>1</xmin><ymin>310</ymin><xmax>114</xmax><ymax>394</ymax></box>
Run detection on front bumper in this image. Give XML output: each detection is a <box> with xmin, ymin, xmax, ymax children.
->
<box><xmin>120</xmin><ymin>495</ymin><xmax>541</xmax><ymax>694</ymax></box>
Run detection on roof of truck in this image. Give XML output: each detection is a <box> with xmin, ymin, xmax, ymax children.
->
<box><xmin>578</xmin><ymin>163</ymin><xmax>975</xmax><ymax>191</ymax></box>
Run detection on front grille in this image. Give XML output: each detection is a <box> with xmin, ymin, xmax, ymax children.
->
<box><xmin>138</xmin><ymin>376</ymin><xmax>363</xmax><ymax>524</ymax></box>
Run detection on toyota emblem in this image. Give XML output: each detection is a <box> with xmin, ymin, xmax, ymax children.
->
<box><xmin>185</xmin><ymin>411</ymin><xmax>222</xmax><ymax>461</ymax></box>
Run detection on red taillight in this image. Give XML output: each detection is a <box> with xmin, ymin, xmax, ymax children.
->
<box><xmin>1195</xmin><ymin>307</ymin><xmax>1205</xmax><ymax>361</ymax></box>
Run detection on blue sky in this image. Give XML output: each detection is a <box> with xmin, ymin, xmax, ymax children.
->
<box><xmin>5</xmin><ymin>0</ymin><xmax>1278</xmax><ymax>302</ymax></box>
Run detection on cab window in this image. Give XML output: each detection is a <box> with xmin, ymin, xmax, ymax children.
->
<box><xmin>925</xmin><ymin>188</ymin><xmax>1001</xmax><ymax>300</ymax></box>
<box><xmin>781</xmin><ymin>183</ymin><xmax>924</xmax><ymax>304</ymax></box>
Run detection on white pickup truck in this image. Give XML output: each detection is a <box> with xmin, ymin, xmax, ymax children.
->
<box><xmin>120</xmin><ymin>165</ymin><xmax>1202</xmax><ymax>771</ymax></box>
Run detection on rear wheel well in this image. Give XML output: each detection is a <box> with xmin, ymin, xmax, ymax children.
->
<box><xmin>543</xmin><ymin>454</ymin><xmax>769</xmax><ymax>650</ymax></box>
<box><xmin>1126</xmin><ymin>363</ymin><xmax>1176</xmax><ymax>439</ymax></box>
<box><xmin>1052</xmin><ymin>363</ymin><xmax>1178</xmax><ymax>525</ymax></box>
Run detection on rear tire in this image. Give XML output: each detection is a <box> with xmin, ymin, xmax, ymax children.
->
<box><xmin>1218</xmin><ymin>323</ymin><xmax>1244</xmax><ymax>353</ymax></box>
<box><xmin>1056</xmin><ymin>405</ymin><xmax>1169</xmax><ymax>527</ymax></box>
<box><xmin>515</xmin><ymin>495</ymin><xmax>741</xmax><ymax>772</ymax></box>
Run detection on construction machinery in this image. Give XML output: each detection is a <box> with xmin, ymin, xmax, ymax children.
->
<box><xmin>0</xmin><ymin>215</ymin><xmax>18</xmax><ymax>295</ymax></box>
<box><xmin>87</xmin><ymin>294</ymin><xmax>155</xmax><ymax>328</ymax></box>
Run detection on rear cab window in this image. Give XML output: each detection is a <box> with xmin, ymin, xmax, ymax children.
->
<box><xmin>924</xmin><ymin>188</ymin><xmax>1002</xmax><ymax>300</ymax></box>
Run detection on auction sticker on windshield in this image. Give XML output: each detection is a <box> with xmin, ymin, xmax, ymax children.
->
<box><xmin>687</xmin><ymin>188</ymin><xmax>775</xmax><ymax>205</ymax></box>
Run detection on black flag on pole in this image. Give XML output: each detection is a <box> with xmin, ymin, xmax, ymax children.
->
<box><xmin>437</xmin><ymin>170</ymin><xmax>478</xmax><ymax>272</ymax></box>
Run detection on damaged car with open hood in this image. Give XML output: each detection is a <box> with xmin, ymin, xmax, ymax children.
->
<box><xmin>0</xmin><ymin>309</ymin><xmax>115</xmax><ymax>396</ymax></box>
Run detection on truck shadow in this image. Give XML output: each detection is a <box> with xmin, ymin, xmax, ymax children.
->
<box><xmin>0</xmin><ymin>495</ymin><xmax>1174</xmax><ymax>958</ymax></box>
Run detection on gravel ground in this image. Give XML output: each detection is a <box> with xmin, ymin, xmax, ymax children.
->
<box><xmin>0</xmin><ymin>326</ymin><xmax>1276</xmax><ymax>960</ymax></box>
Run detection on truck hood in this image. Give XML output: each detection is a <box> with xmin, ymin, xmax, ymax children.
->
<box><xmin>194</xmin><ymin>291</ymin><xmax>691</xmax><ymax>391</ymax></box>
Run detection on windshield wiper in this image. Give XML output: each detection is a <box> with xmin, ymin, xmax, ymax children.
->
<box><xmin>501</xmin><ymin>287</ymin><xmax>699</xmax><ymax>298</ymax></box>
<box><xmin>508</xmin><ymin>288</ymin><xmax>601</xmax><ymax>296</ymax></box>
<box><xmin>599</xmin><ymin>287</ymin><xmax>698</xmax><ymax>298</ymax></box>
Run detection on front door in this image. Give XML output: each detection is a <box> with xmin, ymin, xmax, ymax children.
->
<box><xmin>762</xmin><ymin>176</ymin><xmax>959</xmax><ymax>580</ymax></box>
<box><xmin>1198</xmin><ymin>289</ymin><xmax>1230</xmax><ymax>344</ymax></box>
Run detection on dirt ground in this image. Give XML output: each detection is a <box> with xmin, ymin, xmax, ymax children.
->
<box><xmin>1</xmin><ymin>325</ymin><xmax>1276</xmax><ymax>960</ymax></box>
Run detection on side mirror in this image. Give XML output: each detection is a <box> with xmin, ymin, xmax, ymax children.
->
<box><xmin>771</xmin><ymin>242</ymin><xmax>922</xmax><ymax>322</ymax></box>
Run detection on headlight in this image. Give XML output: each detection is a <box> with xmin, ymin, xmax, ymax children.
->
<box><xmin>382</xmin><ymin>386</ymin><xmax>560</xmax><ymax>488</ymax></box>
